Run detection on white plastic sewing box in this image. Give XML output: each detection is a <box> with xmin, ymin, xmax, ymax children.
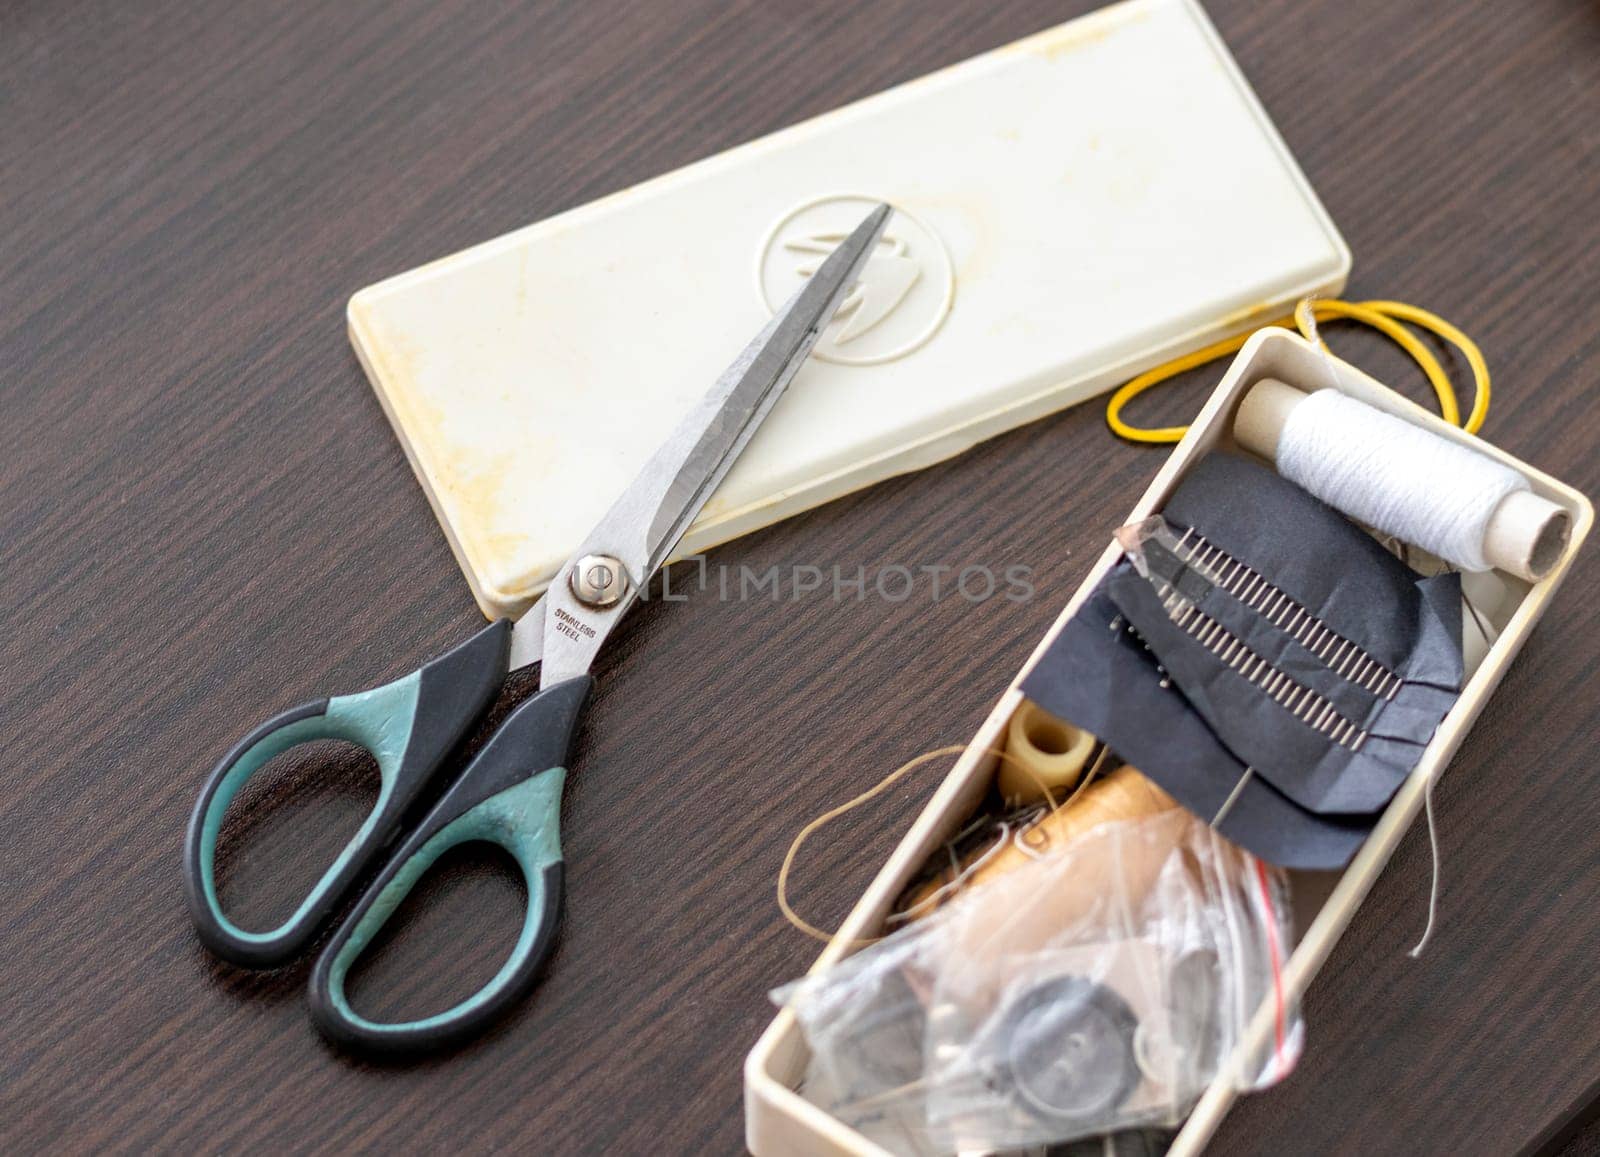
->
<box><xmin>743</xmin><ymin>327</ymin><xmax>1594</xmax><ymax>1154</ymax></box>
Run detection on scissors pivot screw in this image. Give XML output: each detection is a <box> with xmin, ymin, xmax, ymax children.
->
<box><xmin>570</xmin><ymin>553</ymin><xmax>629</xmax><ymax>607</ymax></box>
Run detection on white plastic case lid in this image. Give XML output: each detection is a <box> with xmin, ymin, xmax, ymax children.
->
<box><xmin>349</xmin><ymin>0</ymin><xmax>1350</xmax><ymax>618</ymax></box>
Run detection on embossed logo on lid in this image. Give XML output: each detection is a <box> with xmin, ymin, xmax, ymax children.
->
<box><xmin>757</xmin><ymin>195</ymin><xmax>954</xmax><ymax>366</ymax></box>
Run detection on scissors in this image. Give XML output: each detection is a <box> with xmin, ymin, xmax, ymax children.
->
<box><xmin>184</xmin><ymin>203</ymin><xmax>892</xmax><ymax>1055</ymax></box>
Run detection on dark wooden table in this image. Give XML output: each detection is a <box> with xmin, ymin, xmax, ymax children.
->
<box><xmin>5</xmin><ymin>0</ymin><xmax>1599</xmax><ymax>1152</ymax></box>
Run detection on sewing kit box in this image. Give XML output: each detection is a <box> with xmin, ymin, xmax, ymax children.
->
<box><xmin>348</xmin><ymin>0</ymin><xmax>1348</xmax><ymax>619</ymax></box>
<box><xmin>742</xmin><ymin>329</ymin><xmax>1594</xmax><ymax>1155</ymax></box>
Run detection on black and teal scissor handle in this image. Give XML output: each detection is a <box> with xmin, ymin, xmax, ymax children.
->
<box><xmin>183</xmin><ymin>619</ymin><xmax>514</xmax><ymax>967</ymax></box>
<box><xmin>183</xmin><ymin>615</ymin><xmax>596</xmax><ymax>1053</ymax></box>
<box><xmin>308</xmin><ymin>674</ymin><xmax>590</xmax><ymax>1054</ymax></box>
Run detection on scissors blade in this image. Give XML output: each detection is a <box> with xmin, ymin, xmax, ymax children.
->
<box><xmin>523</xmin><ymin>202</ymin><xmax>892</xmax><ymax>685</ymax></box>
<box><xmin>638</xmin><ymin>201</ymin><xmax>893</xmax><ymax>576</ymax></box>
<box><xmin>506</xmin><ymin>599</ymin><xmax>545</xmax><ymax>670</ymax></box>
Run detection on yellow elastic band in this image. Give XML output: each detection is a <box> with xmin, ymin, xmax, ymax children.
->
<box><xmin>1104</xmin><ymin>299</ymin><xmax>1491</xmax><ymax>444</ymax></box>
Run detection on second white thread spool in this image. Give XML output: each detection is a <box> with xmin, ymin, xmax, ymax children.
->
<box><xmin>1233</xmin><ymin>380</ymin><xmax>1569</xmax><ymax>581</ymax></box>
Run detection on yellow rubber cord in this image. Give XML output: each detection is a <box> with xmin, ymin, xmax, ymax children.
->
<box><xmin>1104</xmin><ymin>299</ymin><xmax>1490</xmax><ymax>444</ymax></box>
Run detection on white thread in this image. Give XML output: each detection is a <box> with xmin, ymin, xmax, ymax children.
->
<box><xmin>1408</xmin><ymin>775</ymin><xmax>1442</xmax><ymax>958</ymax></box>
<box><xmin>1275</xmin><ymin>390</ymin><xmax>1528</xmax><ymax>572</ymax></box>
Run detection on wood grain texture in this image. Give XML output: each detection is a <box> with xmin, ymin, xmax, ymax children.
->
<box><xmin>2</xmin><ymin>0</ymin><xmax>1598</xmax><ymax>1152</ymax></box>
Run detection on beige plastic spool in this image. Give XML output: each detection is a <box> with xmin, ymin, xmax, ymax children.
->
<box><xmin>1234</xmin><ymin>378</ymin><xmax>1571</xmax><ymax>581</ymax></box>
<box><xmin>997</xmin><ymin>699</ymin><xmax>1096</xmax><ymax>804</ymax></box>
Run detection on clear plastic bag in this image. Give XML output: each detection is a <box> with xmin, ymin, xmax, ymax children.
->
<box><xmin>773</xmin><ymin>804</ymin><xmax>1300</xmax><ymax>1155</ymax></box>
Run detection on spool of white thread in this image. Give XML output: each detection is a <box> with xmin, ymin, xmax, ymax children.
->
<box><xmin>1233</xmin><ymin>380</ymin><xmax>1570</xmax><ymax>580</ymax></box>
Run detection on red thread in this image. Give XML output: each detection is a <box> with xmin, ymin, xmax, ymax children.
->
<box><xmin>1254</xmin><ymin>855</ymin><xmax>1289</xmax><ymax>1078</ymax></box>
